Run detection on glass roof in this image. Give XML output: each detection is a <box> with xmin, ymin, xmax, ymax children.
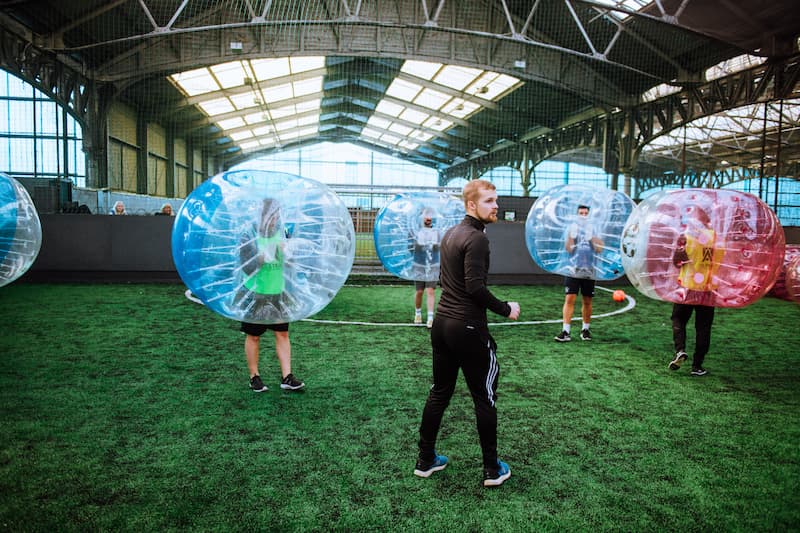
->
<box><xmin>169</xmin><ymin>57</ymin><xmax>523</xmax><ymax>156</ymax></box>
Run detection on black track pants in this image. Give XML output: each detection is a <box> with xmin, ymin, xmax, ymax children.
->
<box><xmin>418</xmin><ymin>315</ymin><xmax>499</xmax><ymax>469</ymax></box>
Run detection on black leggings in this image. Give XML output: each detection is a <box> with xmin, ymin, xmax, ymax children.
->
<box><xmin>671</xmin><ymin>303</ymin><xmax>715</xmax><ymax>368</ymax></box>
<box><xmin>418</xmin><ymin>316</ymin><xmax>499</xmax><ymax>469</ymax></box>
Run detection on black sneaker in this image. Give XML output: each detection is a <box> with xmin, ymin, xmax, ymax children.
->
<box><xmin>554</xmin><ymin>330</ymin><xmax>571</xmax><ymax>342</ymax></box>
<box><xmin>413</xmin><ymin>453</ymin><xmax>448</xmax><ymax>478</ymax></box>
<box><xmin>483</xmin><ymin>460</ymin><xmax>511</xmax><ymax>487</ymax></box>
<box><xmin>249</xmin><ymin>375</ymin><xmax>268</xmax><ymax>392</ymax></box>
<box><xmin>669</xmin><ymin>351</ymin><xmax>688</xmax><ymax>370</ymax></box>
<box><xmin>580</xmin><ymin>329</ymin><xmax>592</xmax><ymax>341</ymax></box>
<box><xmin>691</xmin><ymin>367</ymin><xmax>708</xmax><ymax>376</ymax></box>
<box><xmin>280</xmin><ymin>373</ymin><xmax>305</xmax><ymax>390</ymax></box>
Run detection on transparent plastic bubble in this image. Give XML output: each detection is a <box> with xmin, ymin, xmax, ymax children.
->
<box><xmin>171</xmin><ymin>170</ymin><xmax>355</xmax><ymax>324</ymax></box>
<box><xmin>525</xmin><ymin>184</ymin><xmax>635</xmax><ymax>280</ymax></box>
<box><xmin>0</xmin><ymin>173</ymin><xmax>41</xmax><ymax>288</ymax></box>
<box><xmin>769</xmin><ymin>245</ymin><xmax>800</xmax><ymax>301</ymax></box>
<box><xmin>373</xmin><ymin>192</ymin><xmax>464</xmax><ymax>282</ymax></box>
<box><xmin>785</xmin><ymin>255</ymin><xmax>800</xmax><ymax>303</ymax></box>
<box><xmin>621</xmin><ymin>188</ymin><xmax>785</xmax><ymax>307</ymax></box>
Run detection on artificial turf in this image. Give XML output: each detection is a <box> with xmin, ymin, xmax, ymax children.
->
<box><xmin>1</xmin><ymin>282</ymin><xmax>798</xmax><ymax>531</ymax></box>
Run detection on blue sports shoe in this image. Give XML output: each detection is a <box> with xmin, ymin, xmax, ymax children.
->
<box><xmin>483</xmin><ymin>460</ymin><xmax>511</xmax><ymax>487</ymax></box>
<box><xmin>413</xmin><ymin>453</ymin><xmax>448</xmax><ymax>478</ymax></box>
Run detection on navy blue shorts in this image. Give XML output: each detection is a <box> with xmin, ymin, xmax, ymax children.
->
<box><xmin>240</xmin><ymin>322</ymin><xmax>289</xmax><ymax>336</ymax></box>
<box><xmin>564</xmin><ymin>277</ymin><xmax>595</xmax><ymax>297</ymax></box>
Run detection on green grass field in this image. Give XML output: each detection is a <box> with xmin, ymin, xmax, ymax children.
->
<box><xmin>1</xmin><ymin>282</ymin><xmax>798</xmax><ymax>531</ymax></box>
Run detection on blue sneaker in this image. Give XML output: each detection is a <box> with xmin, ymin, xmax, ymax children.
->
<box><xmin>483</xmin><ymin>460</ymin><xmax>511</xmax><ymax>487</ymax></box>
<box><xmin>413</xmin><ymin>453</ymin><xmax>448</xmax><ymax>478</ymax></box>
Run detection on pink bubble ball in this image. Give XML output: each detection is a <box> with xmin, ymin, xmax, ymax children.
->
<box><xmin>620</xmin><ymin>188</ymin><xmax>785</xmax><ymax>307</ymax></box>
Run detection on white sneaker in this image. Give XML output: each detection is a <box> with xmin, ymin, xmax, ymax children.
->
<box><xmin>426</xmin><ymin>316</ymin><xmax>433</xmax><ymax>328</ymax></box>
<box><xmin>414</xmin><ymin>314</ymin><xmax>422</xmax><ymax>324</ymax></box>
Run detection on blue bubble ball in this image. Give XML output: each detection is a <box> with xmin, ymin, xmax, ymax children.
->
<box><xmin>171</xmin><ymin>170</ymin><xmax>355</xmax><ymax>324</ymax></box>
<box><xmin>373</xmin><ymin>192</ymin><xmax>464</xmax><ymax>282</ymax></box>
<box><xmin>525</xmin><ymin>184</ymin><xmax>635</xmax><ymax>281</ymax></box>
<box><xmin>0</xmin><ymin>173</ymin><xmax>41</xmax><ymax>288</ymax></box>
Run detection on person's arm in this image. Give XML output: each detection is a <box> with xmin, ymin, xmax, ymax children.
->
<box><xmin>239</xmin><ymin>232</ymin><xmax>260</xmax><ymax>275</ymax></box>
<box><xmin>463</xmin><ymin>235</ymin><xmax>512</xmax><ymax>317</ymax></box>
<box><xmin>672</xmin><ymin>234</ymin><xmax>689</xmax><ymax>267</ymax></box>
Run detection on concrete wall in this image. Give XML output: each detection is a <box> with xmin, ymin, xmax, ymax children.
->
<box><xmin>21</xmin><ymin>214</ymin><xmax>800</xmax><ymax>284</ymax></box>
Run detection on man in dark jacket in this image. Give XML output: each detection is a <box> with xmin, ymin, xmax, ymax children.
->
<box><xmin>414</xmin><ymin>179</ymin><xmax>521</xmax><ymax>488</ymax></box>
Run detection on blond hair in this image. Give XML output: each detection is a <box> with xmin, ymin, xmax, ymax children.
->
<box><xmin>462</xmin><ymin>179</ymin><xmax>496</xmax><ymax>208</ymax></box>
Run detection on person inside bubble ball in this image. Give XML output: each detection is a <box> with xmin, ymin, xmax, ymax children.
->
<box><xmin>111</xmin><ymin>201</ymin><xmax>127</xmax><ymax>215</ymax></box>
<box><xmin>412</xmin><ymin>208</ymin><xmax>441</xmax><ymax>328</ymax></box>
<box><xmin>414</xmin><ymin>179</ymin><xmax>520</xmax><ymax>488</ymax></box>
<box><xmin>668</xmin><ymin>206</ymin><xmax>725</xmax><ymax>377</ymax></box>
<box><xmin>555</xmin><ymin>204</ymin><xmax>604</xmax><ymax>342</ymax></box>
<box><xmin>236</xmin><ymin>197</ymin><xmax>304</xmax><ymax>393</ymax></box>
<box><xmin>155</xmin><ymin>203</ymin><xmax>173</xmax><ymax>216</ymax></box>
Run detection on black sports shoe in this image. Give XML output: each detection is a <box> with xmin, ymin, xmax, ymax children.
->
<box><xmin>280</xmin><ymin>373</ymin><xmax>305</xmax><ymax>390</ymax></box>
<box><xmin>580</xmin><ymin>329</ymin><xmax>592</xmax><ymax>341</ymax></box>
<box><xmin>691</xmin><ymin>367</ymin><xmax>708</xmax><ymax>376</ymax></box>
<box><xmin>669</xmin><ymin>351</ymin><xmax>688</xmax><ymax>370</ymax></box>
<box><xmin>483</xmin><ymin>460</ymin><xmax>511</xmax><ymax>487</ymax></box>
<box><xmin>554</xmin><ymin>330</ymin><xmax>571</xmax><ymax>342</ymax></box>
<box><xmin>413</xmin><ymin>453</ymin><xmax>448</xmax><ymax>478</ymax></box>
<box><xmin>249</xmin><ymin>375</ymin><xmax>268</xmax><ymax>392</ymax></box>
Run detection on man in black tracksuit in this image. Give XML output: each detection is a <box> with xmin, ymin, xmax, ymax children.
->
<box><xmin>414</xmin><ymin>179</ymin><xmax>521</xmax><ymax>488</ymax></box>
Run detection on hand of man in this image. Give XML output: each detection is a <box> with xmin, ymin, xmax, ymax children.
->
<box><xmin>507</xmin><ymin>301</ymin><xmax>520</xmax><ymax>320</ymax></box>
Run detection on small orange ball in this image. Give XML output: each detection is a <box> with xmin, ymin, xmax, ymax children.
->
<box><xmin>612</xmin><ymin>290</ymin><xmax>626</xmax><ymax>302</ymax></box>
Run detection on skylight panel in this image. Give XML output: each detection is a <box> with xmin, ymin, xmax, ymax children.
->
<box><xmin>435</xmin><ymin>65</ymin><xmax>482</xmax><ymax>91</ymax></box>
<box><xmin>250</xmin><ymin>58</ymin><xmax>291</xmax><ymax>80</ymax></box>
<box><xmin>289</xmin><ymin>56</ymin><xmax>325</xmax><ymax>73</ymax></box>
<box><xmin>229</xmin><ymin>130</ymin><xmax>253</xmax><ymax>141</ymax></box>
<box><xmin>466</xmin><ymin>72</ymin><xmax>521</xmax><ymax>100</ymax></box>
<box><xmin>361</xmin><ymin>127</ymin><xmax>382</xmax><ymax>139</ymax></box>
<box><xmin>170</xmin><ymin>67</ymin><xmax>216</xmax><ymax>96</ymax></box>
<box><xmin>261</xmin><ymin>83</ymin><xmax>294</xmax><ymax>104</ymax></box>
<box><xmin>441</xmin><ymin>99</ymin><xmax>480</xmax><ymax>118</ymax></box>
<box><xmin>386</xmin><ymin>78</ymin><xmax>423</xmax><ymax>101</ymax></box>
<box><xmin>297</xmin><ymin>114</ymin><xmax>319</xmax><ymax>127</ymax></box>
<box><xmin>399</xmin><ymin>108</ymin><xmax>429</xmax><ymax>124</ymax></box>
<box><xmin>217</xmin><ymin>117</ymin><xmax>246</xmax><ymax>129</ymax></box>
<box><xmin>591</xmin><ymin>0</ymin><xmax>651</xmax><ymax>20</ymax></box>
<box><xmin>240</xmin><ymin>140</ymin><xmax>260</xmax><ymax>150</ymax></box>
<box><xmin>381</xmin><ymin>133</ymin><xmax>402</xmax><ymax>145</ymax></box>
<box><xmin>402</xmin><ymin>60</ymin><xmax>442</xmax><ymax>80</ymax></box>
<box><xmin>424</xmin><ymin>117</ymin><xmax>453</xmax><ymax>131</ymax></box>
<box><xmin>389</xmin><ymin>123</ymin><xmax>413</xmax><ymax>136</ymax></box>
<box><xmin>244</xmin><ymin>111</ymin><xmax>267</xmax><ymax>124</ymax></box>
<box><xmin>293</xmin><ymin>77</ymin><xmax>323</xmax><ymax>97</ymax></box>
<box><xmin>415</xmin><ymin>88</ymin><xmax>450</xmax><ymax>110</ymax></box>
<box><xmin>399</xmin><ymin>140</ymin><xmax>419</xmax><ymax>150</ymax></box>
<box><xmin>706</xmin><ymin>54</ymin><xmax>765</xmax><ymax>81</ymax></box>
<box><xmin>252</xmin><ymin>125</ymin><xmax>272</xmax><ymax>136</ymax></box>
<box><xmin>294</xmin><ymin>126</ymin><xmax>318</xmax><ymax>138</ymax></box>
<box><xmin>296</xmin><ymin>99</ymin><xmax>320</xmax><ymax>113</ymax></box>
<box><xmin>229</xmin><ymin>93</ymin><xmax>259</xmax><ymax>110</ymax></box>
<box><xmin>198</xmin><ymin>97</ymin><xmax>235</xmax><ymax>116</ymax></box>
<box><xmin>274</xmin><ymin>118</ymin><xmax>298</xmax><ymax>132</ymax></box>
<box><xmin>375</xmin><ymin>100</ymin><xmax>405</xmax><ymax>117</ymax></box>
<box><xmin>210</xmin><ymin>61</ymin><xmax>248</xmax><ymax>89</ymax></box>
<box><xmin>268</xmin><ymin>104</ymin><xmax>296</xmax><ymax>120</ymax></box>
<box><xmin>367</xmin><ymin>116</ymin><xmax>392</xmax><ymax>130</ymax></box>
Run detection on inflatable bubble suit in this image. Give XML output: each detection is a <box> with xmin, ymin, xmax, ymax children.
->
<box><xmin>0</xmin><ymin>173</ymin><xmax>42</xmax><ymax>288</ymax></box>
<box><xmin>171</xmin><ymin>170</ymin><xmax>355</xmax><ymax>324</ymax></box>
<box><xmin>768</xmin><ymin>244</ymin><xmax>800</xmax><ymax>301</ymax></box>
<box><xmin>373</xmin><ymin>192</ymin><xmax>464</xmax><ymax>282</ymax></box>
<box><xmin>785</xmin><ymin>255</ymin><xmax>800</xmax><ymax>303</ymax></box>
<box><xmin>620</xmin><ymin>188</ymin><xmax>785</xmax><ymax>307</ymax></box>
<box><xmin>525</xmin><ymin>184</ymin><xmax>635</xmax><ymax>280</ymax></box>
